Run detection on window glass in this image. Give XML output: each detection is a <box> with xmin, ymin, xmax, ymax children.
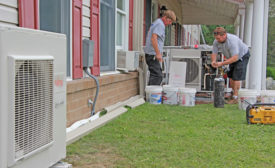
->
<box><xmin>116</xmin><ymin>0</ymin><xmax>128</xmax><ymax>49</ymax></box>
<box><xmin>117</xmin><ymin>0</ymin><xmax>124</xmax><ymax>11</ymax></box>
<box><xmin>100</xmin><ymin>0</ymin><xmax>115</xmax><ymax>71</ymax></box>
<box><xmin>116</xmin><ymin>13</ymin><xmax>124</xmax><ymax>45</ymax></box>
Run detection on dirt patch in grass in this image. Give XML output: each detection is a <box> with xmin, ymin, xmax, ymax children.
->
<box><xmin>65</xmin><ymin>145</ymin><xmax>125</xmax><ymax>168</ymax></box>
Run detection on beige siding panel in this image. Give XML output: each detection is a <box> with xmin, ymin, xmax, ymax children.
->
<box><xmin>0</xmin><ymin>21</ymin><xmax>16</xmax><ymax>27</ymax></box>
<box><xmin>0</xmin><ymin>0</ymin><xmax>17</xmax><ymax>8</ymax></box>
<box><xmin>83</xmin><ymin>17</ymin><xmax>90</xmax><ymax>27</ymax></box>
<box><xmin>83</xmin><ymin>0</ymin><xmax>89</xmax><ymax>7</ymax></box>
<box><xmin>133</xmin><ymin>0</ymin><xmax>144</xmax><ymax>52</ymax></box>
<box><xmin>82</xmin><ymin>1</ymin><xmax>90</xmax><ymax>39</ymax></box>
<box><xmin>83</xmin><ymin>27</ymin><xmax>90</xmax><ymax>39</ymax></box>
<box><xmin>0</xmin><ymin>5</ymin><xmax>18</xmax><ymax>25</ymax></box>
<box><xmin>83</xmin><ymin>6</ymin><xmax>90</xmax><ymax>17</ymax></box>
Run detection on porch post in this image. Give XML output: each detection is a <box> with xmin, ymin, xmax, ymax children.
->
<box><xmin>239</xmin><ymin>10</ymin><xmax>245</xmax><ymax>40</ymax></box>
<box><xmin>234</xmin><ymin>15</ymin><xmax>240</xmax><ymax>37</ymax></box>
<box><xmin>244</xmin><ymin>0</ymin><xmax>253</xmax><ymax>88</ymax></box>
<box><xmin>261</xmin><ymin>0</ymin><xmax>270</xmax><ymax>90</ymax></box>
<box><xmin>249</xmin><ymin>0</ymin><xmax>264</xmax><ymax>90</ymax></box>
<box><xmin>244</xmin><ymin>1</ymin><xmax>253</xmax><ymax>47</ymax></box>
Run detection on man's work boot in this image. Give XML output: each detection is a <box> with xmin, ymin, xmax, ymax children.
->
<box><xmin>226</xmin><ymin>98</ymin><xmax>238</xmax><ymax>104</ymax></box>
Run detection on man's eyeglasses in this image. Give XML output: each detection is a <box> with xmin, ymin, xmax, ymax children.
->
<box><xmin>213</xmin><ymin>32</ymin><xmax>224</xmax><ymax>36</ymax></box>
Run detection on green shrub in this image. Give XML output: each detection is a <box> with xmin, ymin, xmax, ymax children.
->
<box><xmin>266</xmin><ymin>66</ymin><xmax>275</xmax><ymax>79</ymax></box>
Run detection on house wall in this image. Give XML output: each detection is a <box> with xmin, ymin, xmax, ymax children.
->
<box><xmin>82</xmin><ymin>0</ymin><xmax>90</xmax><ymax>39</ymax></box>
<box><xmin>66</xmin><ymin>72</ymin><xmax>139</xmax><ymax>127</ymax></box>
<box><xmin>0</xmin><ymin>0</ymin><xmax>18</xmax><ymax>27</ymax></box>
<box><xmin>133</xmin><ymin>0</ymin><xmax>144</xmax><ymax>52</ymax></box>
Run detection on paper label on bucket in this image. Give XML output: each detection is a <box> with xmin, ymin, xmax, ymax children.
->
<box><xmin>178</xmin><ymin>93</ymin><xmax>195</xmax><ymax>106</ymax></box>
<box><xmin>150</xmin><ymin>93</ymin><xmax>162</xmax><ymax>104</ymax></box>
<box><xmin>163</xmin><ymin>90</ymin><xmax>178</xmax><ymax>105</ymax></box>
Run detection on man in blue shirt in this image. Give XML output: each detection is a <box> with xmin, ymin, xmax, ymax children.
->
<box><xmin>211</xmin><ymin>27</ymin><xmax>250</xmax><ymax>104</ymax></box>
<box><xmin>144</xmin><ymin>10</ymin><xmax>176</xmax><ymax>85</ymax></box>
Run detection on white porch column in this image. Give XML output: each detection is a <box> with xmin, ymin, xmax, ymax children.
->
<box><xmin>234</xmin><ymin>15</ymin><xmax>240</xmax><ymax>37</ymax></box>
<box><xmin>261</xmin><ymin>0</ymin><xmax>270</xmax><ymax>90</ymax></box>
<box><xmin>244</xmin><ymin>0</ymin><xmax>253</xmax><ymax>88</ymax></box>
<box><xmin>239</xmin><ymin>11</ymin><xmax>245</xmax><ymax>40</ymax></box>
<box><xmin>244</xmin><ymin>1</ymin><xmax>253</xmax><ymax>47</ymax></box>
<box><xmin>249</xmin><ymin>0</ymin><xmax>265</xmax><ymax>90</ymax></box>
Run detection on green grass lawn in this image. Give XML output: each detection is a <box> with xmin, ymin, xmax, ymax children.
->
<box><xmin>65</xmin><ymin>103</ymin><xmax>275</xmax><ymax>168</ymax></box>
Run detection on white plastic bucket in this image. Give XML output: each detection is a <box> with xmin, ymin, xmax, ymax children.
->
<box><xmin>178</xmin><ymin>88</ymin><xmax>196</xmax><ymax>106</ymax></box>
<box><xmin>238</xmin><ymin>89</ymin><xmax>259</xmax><ymax>110</ymax></box>
<box><xmin>162</xmin><ymin>85</ymin><xmax>178</xmax><ymax>105</ymax></box>
<box><xmin>145</xmin><ymin>86</ymin><xmax>162</xmax><ymax>104</ymax></box>
<box><xmin>260</xmin><ymin>90</ymin><xmax>275</xmax><ymax>103</ymax></box>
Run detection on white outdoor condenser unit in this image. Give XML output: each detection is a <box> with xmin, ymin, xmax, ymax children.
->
<box><xmin>171</xmin><ymin>49</ymin><xmax>202</xmax><ymax>91</ymax></box>
<box><xmin>0</xmin><ymin>26</ymin><xmax>66</xmax><ymax>168</ymax></box>
<box><xmin>117</xmin><ymin>50</ymin><xmax>139</xmax><ymax>71</ymax></box>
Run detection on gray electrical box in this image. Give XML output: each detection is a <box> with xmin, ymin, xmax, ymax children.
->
<box><xmin>83</xmin><ymin>39</ymin><xmax>94</xmax><ymax>68</ymax></box>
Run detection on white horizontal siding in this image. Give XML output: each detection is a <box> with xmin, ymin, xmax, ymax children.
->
<box><xmin>0</xmin><ymin>0</ymin><xmax>17</xmax><ymax>8</ymax></box>
<box><xmin>0</xmin><ymin>21</ymin><xmax>17</xmax><ymax>27</ymax></box>
<box><xmin>83</xmin><ymin>0</ymin><xmax>89</xmax><ymax>7</ymax></box>
<box><xmin>133</xmin><ymin>0</ymin><xmax>144</xmax><ymax>52</ymax></box>
<box><xmin>82</xmin><ymin>1</ymin><xmax>90</xmax><ymax>39</ymax></box>
<box><xmin>0</xmin><ymin>3</ymin><xmax>18</xmax><ymax>26</ymax></box>
<box><xmin>83</xmin><ymin>27</ymin><xmax>90</xmax><ymax>38</ymax></box>
<box><xmin>83</xmin><ymin>6</ymin><xmax>90</xmax><ymax>17</ymax></box>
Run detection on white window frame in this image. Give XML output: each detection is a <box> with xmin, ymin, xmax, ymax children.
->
<box><xmin>115</xmin><ymin>0</ymin><xmax>129</xmax><ymax>51</ymax></box>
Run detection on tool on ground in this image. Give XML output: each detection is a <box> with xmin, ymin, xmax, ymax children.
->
<box><xmin>244</xmin><ymin>100</ymin><xmax>275</xmax><ymax>124</ymax></box>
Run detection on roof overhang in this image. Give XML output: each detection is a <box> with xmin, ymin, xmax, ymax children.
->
<box><xmin>166</xmin><ymin>0</ymin><xmax>245</xmax><ymax>25</ymax></box>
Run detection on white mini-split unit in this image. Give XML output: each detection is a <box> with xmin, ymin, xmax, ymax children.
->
<box><xmin>117</xmin><ymin>50</ymin><xmax>139</xmax><ymax>71</ymax></box>
<box><xmin>0</xmin><ymin>26</ymin><xmax>67</xmax><ymax>168</ymax></box>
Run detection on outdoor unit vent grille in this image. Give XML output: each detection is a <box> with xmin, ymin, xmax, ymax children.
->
<box><xmin>14</xmin><ymin>59</ymin><xmax>54</xmax><ymax>159</ymax></box>
<box><xmin>170</xmin><ymin>49</ymin><xmax>202</xmax><ymax>91</ymax></box>
<box><xmin>178</xmin><ymin>58</ymin><xmax>200</xmax><ymax>84</ymax></box>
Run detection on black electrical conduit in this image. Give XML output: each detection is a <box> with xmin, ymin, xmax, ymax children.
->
<box><xmin>84</xmin><ymin>67</ymin><xmax>99</xmax><ymax>116</ymax></box>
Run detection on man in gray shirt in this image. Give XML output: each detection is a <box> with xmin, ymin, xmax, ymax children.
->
<box><xmin>144</xmin><ymin>10</ymin><xmax>176</xmax><ymax>85</ymax></box>
<box><xmin>211</xmin><ymin>27</ymin><xmax>250</xmax><ymax>104</ymax></box>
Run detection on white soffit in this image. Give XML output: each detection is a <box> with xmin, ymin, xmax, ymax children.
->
<box><xmin>179</xmin><ymin>0</ymin><xmax>244</xmax><ymax>25</ymax></box>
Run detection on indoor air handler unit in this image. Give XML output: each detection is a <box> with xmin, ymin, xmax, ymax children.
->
<box><xmin>170</xmin><ymin>49</ymin><xmax>202</xmax><ymax>91</ymax></box>
<box><xmin>117</xmin><ymin>50</ymin><xmax>139</xmax><ymax>71</ymax></box>
<box><xmin>0</xmin><ymin>26</ymin><xmax>66</xmax><ymax>168</ymax></box>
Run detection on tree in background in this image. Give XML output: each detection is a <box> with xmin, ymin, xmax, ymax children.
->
<box><xmin>268</xmin><ymin>0</ymin><xmax>275</xmax><ymax>67</ymax></box>
<box><xmin>200</xmin><ymin>25</ymin><xmax>235</xmax><ymax>45</ymax></box>
<box><xmin>267</xmin><ymin>0</ymin><xmax>275</xmax><ymax>79</ymax></box>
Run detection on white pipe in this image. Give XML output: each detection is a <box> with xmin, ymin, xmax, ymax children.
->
<box><xmin>249</xmin><ymin>0</ymin><xmax>264</xmax><ymax>90</ymax></box>
<box><xmin>262</xmin><ymin>0</ymin><xmax>269</xmax><ymax>90</ymax></box>
<box><xmin>244</xmin><ymin>1</ymin><xmax>253</xmax><ymax>88</ymax></box>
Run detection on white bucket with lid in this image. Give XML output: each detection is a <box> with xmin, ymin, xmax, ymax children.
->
<box><xmin>145</xmin><ymin>86</ymin><xmax>162</xmax><ymax>104</ymax></box>
<box><xmin>178</xmin><ymin>88</ymin><xmax>196</xmax><ymax>106</ymax></box>
<box><xmin>260</xmin><ymin>90</ymin><xmax>275</xmax><ymax>103</ymax></box>
<box><xmin>162</xmin><ymin>85</ymin><xmax>178</xmax><ymax>105</ymax></box>
<box><xmin>238</xmin><ymin>89</ymin><xmax>259</xmax><ymax>110</ymax></box>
